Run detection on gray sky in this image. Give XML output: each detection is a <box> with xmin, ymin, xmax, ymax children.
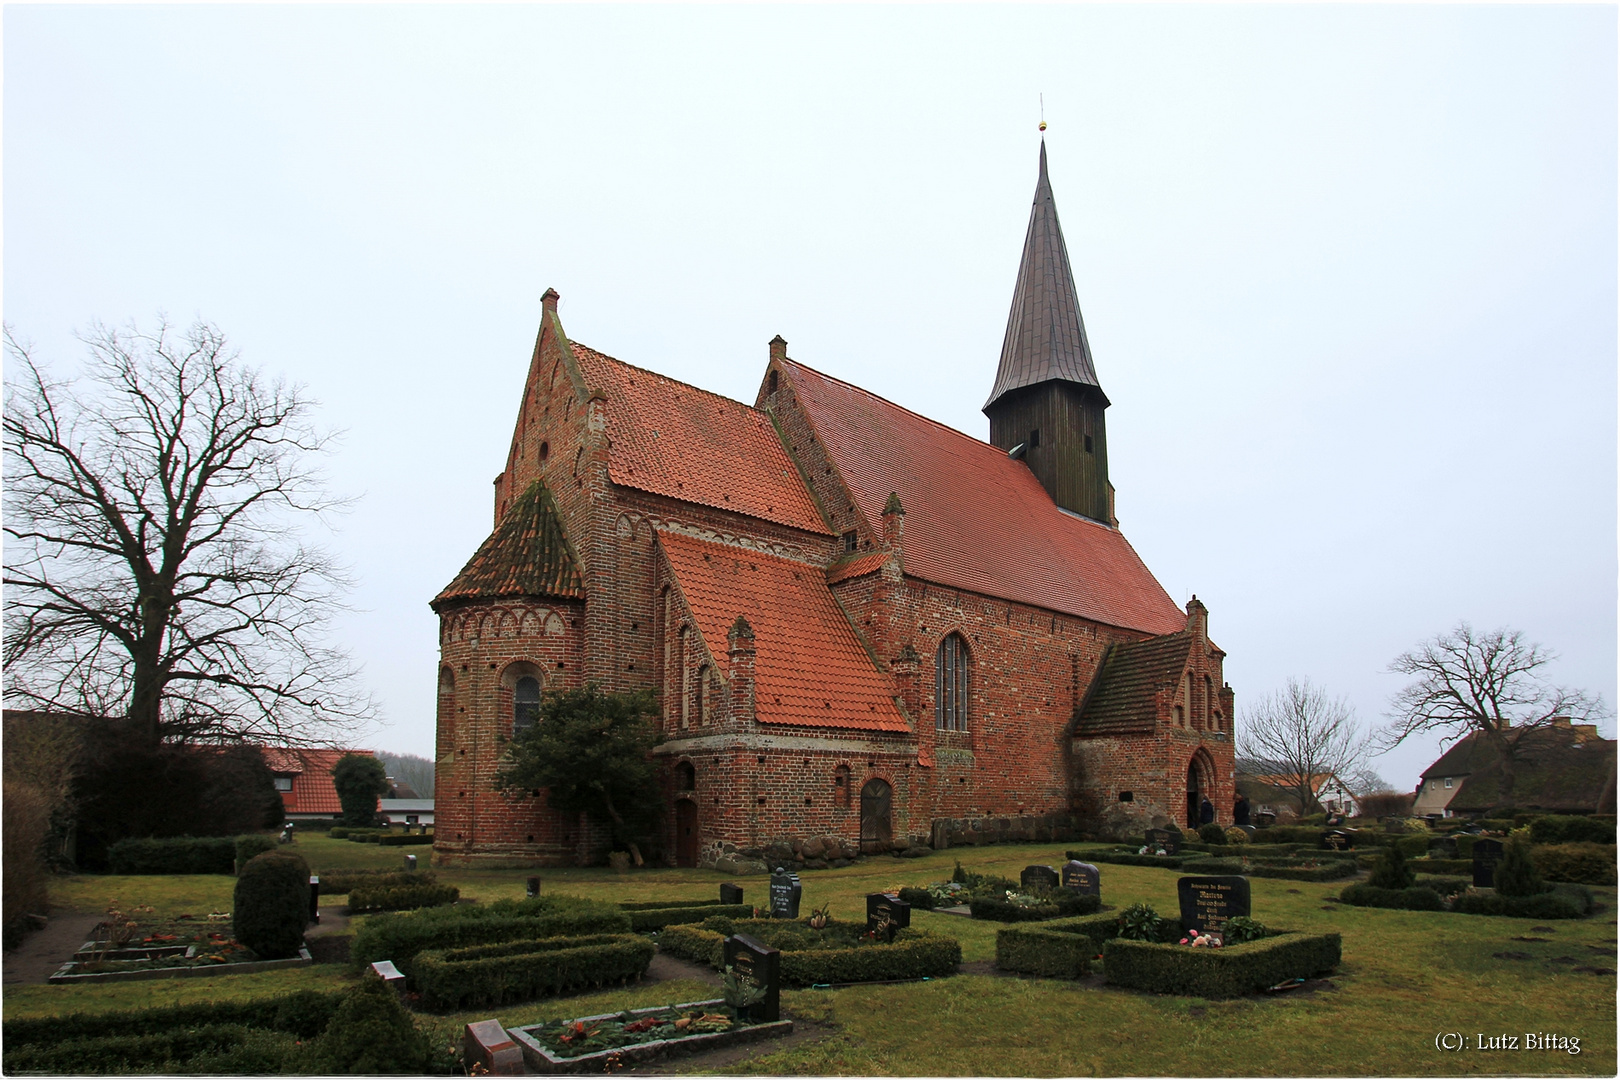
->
<box><xmin>7</xmin><ymin>4</ymin><xmax>1615</xmax><ymax>792</ymax></box>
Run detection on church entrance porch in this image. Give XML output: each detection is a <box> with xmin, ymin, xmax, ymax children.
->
<box><xmin>1186</xmin><ymin>751</ymin><xmax>1215</xmax><ymax>829</ymax></box>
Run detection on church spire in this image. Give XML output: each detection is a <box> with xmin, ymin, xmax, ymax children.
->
<box><xmin>984</xmin><ymin>140</ymin><xmax>1104</xmax><ymax>410</ymax></box>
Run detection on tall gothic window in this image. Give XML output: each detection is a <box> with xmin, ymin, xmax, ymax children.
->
<box><xmin>514</xmin><ymin>676</ymin><xmax>541</xmax><ymax>733</ymax></box>
<box><xmin>935</xmin><ymin>633</ymin><xmax>968</xmax><ymax>731</ymax></box>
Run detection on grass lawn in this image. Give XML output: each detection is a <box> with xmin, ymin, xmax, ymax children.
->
<box><xmin>15</xmin><ymin>839</ymin><xmax>1616</xmax><ymax>1075</ymax></box>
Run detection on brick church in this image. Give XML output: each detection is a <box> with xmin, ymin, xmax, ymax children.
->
<box><xmin>431</xmin><ymin>142</ymin><xmax>1235</xmax><ymax>867</ymax></box>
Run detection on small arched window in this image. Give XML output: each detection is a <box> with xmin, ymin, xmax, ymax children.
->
<box><xmin>676</xmin><ymin>761</ymin><xmax>696</xmax><ymax>791</ymax></box>
<box><xmin>935</xmin><ymin>633</ymin><xmax>969</xmax><ymax>731</ymax></box>
<box><xmin>514</xmin><ymin>676</ymin><xmax>541</xmax><ymax>734</ymax></box>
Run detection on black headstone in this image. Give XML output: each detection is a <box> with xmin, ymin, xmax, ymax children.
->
<box><xmin>1322</xmin><ymin>830</ymin><xmax>1351</xmax><ymax>851</ymax></box>
<box><xmin>723</xmin><ymin>933</ymin><xmax>781</xmax><ymax>1022</ymax></box>
<box><xmin>1472</xmin><ymin>839</ymin><xmax>1505</xmax><ymax>888</ymax></box>
<box><xmin>1020</xmin><ymin>865</ymin><xmax>1060</xmax><ymax>891</ymax></box>
<box><xmin>865</xmin><ymin>893</ymin><xmax>911</xmax><ymax>941</ymax></box>
<box><xmin>720</xmin><ymin>883</ymin><xmax>744</xmax><ymax>905</ymax></box>
<box><xmin>1060</xmin><ymin>860</ymin><xmax>1100</xmax><ymax>896</ymax></box>
<box><xmin>525</xmin><ymin>876</ymin><xmax>541</xmax><ymax>898</ymax></box>
<box><xmin>308</xmin><ymin>876</ymin><xmax>320</xmax><ymax>925</ymax></box>
<box><xmin>1177</xmin><ymin>876</ymin><xmax>1251</xmax><ymax>936</ymax></box>
<box><xmin>1145</xmin><ymin>828</ymin><xmax>1183</xmax><ymax>855</ymax></box>
<box><xmin>769</xmin><ymin>868</ymin><xmax>802</xmax><ymax>919</ymax></box>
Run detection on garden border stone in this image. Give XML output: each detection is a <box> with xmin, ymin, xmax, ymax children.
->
<box><xmin>508</xmin><ymin>999</ymin><xmax>793</xmax><ymax>1074</ymax></box>
<box><xmin>48</xmin><ymin>947</ymin><xmax>312</xmax><ymax>983</ymax></box>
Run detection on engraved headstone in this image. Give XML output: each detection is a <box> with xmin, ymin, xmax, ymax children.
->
<box><xmin>463</xmin><ymin>1019</ymin><xmax>524</xmax><ymax>1076</ymax></box>
<box><xmin>1472</xmin><ymin>838</ymin><xmax>1505</xmax><ymax>888</ymax></box>
<box><xmin>1323</xmin><ymin>830</ymin><xmax>1351</xmax><ymax>851</ymax></box>
<box><xmin>1020</xmin><ymin>865</ymin><xmax>1060</xmax><ymax>891</ymax></box>
<box><xmin>1145</xmin><ymin>828</ymin><xmax>1182</xmax><ymax>855</ymax></box>
<box><xmin>769</xmin><ymin>868</ymin><xmax>801</xmax><ymax>919</ymax></box>
<box><xmin>720</xmin><ymin>882</ymin><xmax>744</xmax><ymax>905</ymax></box>
<box><xmin>865</xmin><ymin>893</ymin><xmax>911</xmax><ymax>941</ymax></box>
<box><xmin>369</xmin><ymin>960</ymin><xmax>406</xmax><ymax>994</ymax></box>
<box><xmin>723</xmin><ymin>933</ymin><xmax>781</xmax><ymax>1022</ymax></box>
<box><xmin>308</xmin><ymin>876</ymin><xmax>320</xmax><ymax>925</ymax></box>
<box><xmin>404</xmin><ymin>854</ymin><xmax>418</xmax><ymax>871</ymax></box>
<box><xmin>525</xmin><ymin>876</ymin><xmax>541</xmax><ymax>898</ymax></box>
<box><xmin>1060</xmin><ymin>860</ymin><xmax>1100</xmax><ymax>895</ymax></box>
<box><xmin>1177</xmin><ymin>876</ymin><xmax>1251</xmax><ymax>936</ymax></box>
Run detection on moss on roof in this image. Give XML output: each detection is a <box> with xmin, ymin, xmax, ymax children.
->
<box><xmin>432</xmin><ymin>479</ymin><xmax>585</xmax><ymax>608</ymax></box>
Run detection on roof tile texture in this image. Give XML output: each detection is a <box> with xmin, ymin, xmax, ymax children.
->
<box><xmin>260</xmin><ymin>747</ymin><xmax>375</xmax><ymax>817</ymax></box>
<box><xmin>573</xmin><ymin>343</ymin><xmax>829</xmax><ymax>535</ymax></box>
<box><xmin>657</xmin><ymin>529</ymin><xmax>908</xmax><ymax>732</ymax></box>
<box><xmin>780</xmin><ymin>359</ymin><xmax>1185</xmax><ymax>635</ymax></box>
<box><xmin>1075</xmin><ymin>632</ymin><xmax>1193</xmax><ymax>735</ymax></box>
<box><xmin>434</xmin><ymin>479</ymin><xmax>585</xmax><ymax>607</ymax></box>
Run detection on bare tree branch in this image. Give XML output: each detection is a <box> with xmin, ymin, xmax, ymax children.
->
<box><xmin>3</xmin><ymin>319</ymin><xmax>375</xmax><ymax>746</ymax></box>
<box><xmin>1239</xmin><ymin>677</ymin><xmax>1370</xmax><ymax>817</ymax></box>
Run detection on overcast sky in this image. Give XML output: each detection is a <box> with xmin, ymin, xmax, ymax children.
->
<box><xmin>7</xmin><ymin>4</ymin><xmax>1615</xmax><ymax>792</ymax></box>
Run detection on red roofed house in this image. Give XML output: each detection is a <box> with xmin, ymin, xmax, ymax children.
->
<box><xmin>262</xmin><ymin>747</ymin><xmax>378</xmax><ymax>823</ymax></box>
<box><xmin>430</xmin><ymin>142</ymin><xmax>1235</xmax><ymax>867</ymax></box>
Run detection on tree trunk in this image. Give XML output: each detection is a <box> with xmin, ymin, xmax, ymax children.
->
<box><xmin>600</xmin><ymin>790</ymin><xmax>645</xmax><ymax>867</ymax></box>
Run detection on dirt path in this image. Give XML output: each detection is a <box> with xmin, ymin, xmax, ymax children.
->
<box><xmin>2</xmin><ymin>910</ymin><xmax>101</xmax><ymax>986</ymax></box>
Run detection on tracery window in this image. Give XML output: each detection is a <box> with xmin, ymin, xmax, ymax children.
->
<box><xmin>935</xmin><ymin>633</ymin><xmax>969</xmax><ymax>731</ymax></box>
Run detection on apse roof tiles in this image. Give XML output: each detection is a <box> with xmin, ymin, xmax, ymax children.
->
<box><xmin>779</xmin><ymin>359</ymin><xmax>1185</xmax><ymax>636</ymax></box>
<box><xmin>571</xmin><ymin>343</ymin><xmax>830</xmax><ymax>536</ymax></box>
<box><xmin>433</xmin><ymin>479</ymin><xmax>585</xmax><ymax>608</ymax></box>
<box><xmin>657</xmin><ymin>529</ymin><xmax>909</xmax><ymax>733</ymax></box>
<box><xmin>1074</xmin><ymin>632</ymin><xmax>1193</xmax><ymax>736</ymax></box>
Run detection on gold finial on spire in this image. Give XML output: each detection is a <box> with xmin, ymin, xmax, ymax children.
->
<box><xmin>1039</xmin><ymin>93</ymin><xmax>1046</xmax><ymax>133</ymax></box>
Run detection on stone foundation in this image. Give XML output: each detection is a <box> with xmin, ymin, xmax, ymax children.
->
<box><xmin>928</xmin><ymin>812</ymin><xmax>1084</xmax><ymax>849</ymax></box>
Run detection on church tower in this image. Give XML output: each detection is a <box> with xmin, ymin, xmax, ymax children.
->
<box><xmin>984</xmin><ymin>140</ymin><xmax>1112</xmax><ymax>524</ymax></box>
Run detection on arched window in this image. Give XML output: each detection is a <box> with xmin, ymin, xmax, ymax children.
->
<box><xmin>696</xmin><ymin>665</ymin><xmax>712</xmax><ymax>724</ymax></box>
<box><xmin>935</xmin><ymin>633</ymin><xmax>968</xmax><ymax>731</ymax></box>
<box><xmin>513</xmin><ymin>676</ymin><xmax>541</xmax><ymax>734</ymax></box>
<box><xmin>1204</xmin><ymin>675</ymin><xmax>1215</xmax><ymax>730</ymax></box>
<box><xmin>676</xmin><ymin>761</ymin><xmax>696</xmax><ymax>791</ymax></box>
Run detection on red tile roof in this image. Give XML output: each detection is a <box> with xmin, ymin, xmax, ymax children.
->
<box><xmin>656</xmin><ymin>529</ymin><xmax>909</xmax><ymax>732</ymax></box>
<box><xmin>1075</xmin><ymin>632</ymin><xmax>1192</xmax><ymax>736</ymax></box>
<box><xmin>572</xmin><ymin>343</ymin><xmax>830</xmax><ymax>536</ymax></box>
<box><xmin>779</xmin><ymin>359</ymin><xmax>1186</xmax><ymax>635</ymax></box>
<box><xmin>260</xmin><ymin>747</ymin><xmax>376</xmax><ymax>817</ymax></box>
<box><xmin>433</xmin><ymin>478</ymin><xmax>585</xmax><ymax>608</ymax></box>
<box><xmin>826</xmin><ymin>552</ymin><xmax>889</xmax><ymax>585</ymax></box>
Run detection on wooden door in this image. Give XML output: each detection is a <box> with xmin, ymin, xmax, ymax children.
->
<box><xmin>860</xmin><ymin>779</ymin><xmax>892</xmax><ymax>853</ymax></box>
<box><xmin>675</xmin><ymin>799</ymin><xmax>698</xmax><ymax>867</ymax></box>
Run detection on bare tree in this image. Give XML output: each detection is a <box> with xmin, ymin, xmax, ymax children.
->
<box><xmin>1383</xmin><ymin>622</ymin><xmax>1608</xmax><ymax>804</ymax></box>
<box><xmin>4</xmin><ymin>319</ymin><xmax>373</xmax><ymax>745</ymax></box>
<box><xmin>1239</xmin><ymin>677</ymin><xmax>1370</xmax><ymax>817</ymax></box>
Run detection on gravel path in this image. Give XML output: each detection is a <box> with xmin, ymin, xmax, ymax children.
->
<box><xmin>2</xmin><ymin>910</ymin><xmax>102</xmax><ymax>986</ymax></box>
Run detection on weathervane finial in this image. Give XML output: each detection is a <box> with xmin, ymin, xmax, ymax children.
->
<box><xmin>1039</xmin><ymin>93</ymin><xmax>1046</xmax><ymax>133</ymax></box>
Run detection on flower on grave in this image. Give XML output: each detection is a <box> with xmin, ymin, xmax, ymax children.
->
<box><xmin>1180</xmin><ymin>937</ymin><xmax>1189</xmax><ymax>944</ymax></box>
<box><xmin>1138</xmin><ymin>846</ymin><xmax>1150</xmax><ymax>855</ymax></box>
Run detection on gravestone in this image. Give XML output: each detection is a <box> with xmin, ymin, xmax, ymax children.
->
<box><xmin>723</xmin><ymin>933</ymin><xmax>781</xmax><ymax>1022</ymax></box>
<box><xmin>1177</xmin><ymin>876</ymin><xmax>1251</xmax><ymax>936</ymax></box>
<box><xmin>404</xmin><ymin>854</ymin><xmax>418</xmax><ymax>871</ymax></box>
<box><xmin>1255</xmin><ymin>811</ymin><xmax>1276</xmax><ymax>829</ymax></box>
<box><xmin>1323</xmin><ymin>830</ymin><xmax>1351</xmax><ymax>852</ymax></box>
<box><xmin>1472</xmin><ymin>839</ymin><xmax>1505</xmax><ymax>888</ymax></box>
<box><xmin>525</xmin><ymin>876</ymin><xmax>541</xmax><ymax>898</ymax></box>
<box><xmin>369</xmin><ymin>960</ymin><xmax>406</xmax><ymax>995</ymax></box>
<box><xmin>463</xmin><ymin>1019</ymin><xmax>524</xmax><ymax>1076</ymax></box>
<box><xmin>1020</xmin><ymin>865</ymin><xmax>1060</xmax><ymax>891</ymax></box>
<box><xmin>1145</xmin><ymin>828</ymin><xmax>1182</xmax><ymax>855</ymax></box>
<box><xmin>308</xmin><ymin>876</ymin><xmax>320</xmax><ymax>925</ymax></box>
<box><xmin>769</xmin><ymin>868</ymin><xmax>802</xmax><ymax>919</ymax></box>
<box><xmin>1235</xmin><ymin>824</ymin><xmax>1256</xmax><ymax>838</ymax></box>
<box><xmin>1061</xmin><ymin>860</ymin><xmax>1100</xmax><ymax>895</ymax></box>
<box><xmin>720</xmin><ymin>882</ymin><xmax>744</xmax><ymax>905</ymax></box>
<box><xmin>865</xmin><ymin>893</ymin><xmax>911</xmax><ymax>941</ymax></box>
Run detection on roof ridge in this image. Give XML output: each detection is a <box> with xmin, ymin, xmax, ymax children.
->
<box><xmin>573</xmin><ymin>341</ymin><xmax>770</xmax><ymax>420</ymax></box>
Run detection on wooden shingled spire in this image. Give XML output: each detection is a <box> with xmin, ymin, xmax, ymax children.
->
<box><xmin>431</xmin><ymin>478</ymin><xmax>585</xmax><ymax>609</ymax></box>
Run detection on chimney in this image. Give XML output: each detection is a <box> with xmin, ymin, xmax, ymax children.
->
<box><xmin>727</xmin><ymin>616</ymin><xmax>756</xmax><ymax>724</ymax></box>
<box><xmin>769</xmin><ymin>335</ymin><xmax>787</xmax><ymax>364</ymax></box>
<box><xmin>541</xmin><ymin>288</ymin><xmax>560</xmax><ymax>314</ymax></box>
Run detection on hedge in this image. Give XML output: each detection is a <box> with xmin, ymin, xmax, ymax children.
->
<box><xmin>1177</xmin><ymin>857</ymin><xmax>1357</xmax><ymax>882</ymax></box>
<box><xmin>1067</xmin><ymin>850</ymin><xmax>1188</xmax><ymax>869</ymax></box>
<box><xmin>968</xmin><ymin>893</ymin><xmax>1102</xmax><ymax>922</ymax></box>
<box><xmin>1530</xmin><ymin>815</ymin><xmax>1617</xmax><ymax>846</ymax></box>
<box><xmin>234</xmin><ymin>834</ymin><xmax>279</xmax><ymax>873</ymax></box>
<box><xmin>1410</xmin><ymin>858</ymin><xmax>1472</xmax><ymax>875</ymax></box>
<box><xmin>1338</xmin><ymin>884</ymin><xmax>1445</xmax><ymax>911</ymax></box>
<box><xmin>316</xmin><ymin>869</ymin><xmax>436</xmax><ymax>896</ymax></box>
<box><xmin>376</xmin><ymin>833</ymin><xmax>434</xmax><ymax>846</ymax></box>
<box><xmin>1</xmin><ymin>989</ymin><xmax>342</xmax><ymax>1048</ymax></box>
<box><xmin>622</xmin><ymin>902</ymin><xmax>752</xmax><ymax>932</ymax></box>
<box><xmin>415</xmin><ymin>933</ymin><xmax>654</xmax><ymax>1010</ymax></box>
<box><xmin>233</xmin><ymin>851</ymin><xmax>311</xmax><ymax>959</ymax></box>
<box><xmin>1452</xmin><ymin>884</ymin><xmax>1593</xmax><ymax>920</ymax></box>
<box><xmin>106</xmin><ymin>836</ymin><xmax>236</xmax><ymax>875</ymax></box>
<box><xmin>347</xmin><ymin>883</ymin><xmax>460</xmax><ymax>913</ymax></box>
<box><xmin>350</xmin><ymin>895</ymin><xmax>630</xmax><ymax>976</ymax></box>
<box><xmin>1532</xmin><ymin>843</ymin><xmax>1617</xmax><ymax>886</ymax></box>
<box><xmin>656</xmin><ymin>922</ymin><xmax>727</xmax><ymax>968</ymax></box>
<box><xmin>656</xmin><ymin>917</ymin><xmax>960</xmax><ymax>985</ymax></box>
<box><xmin>1413</xmin><ymin>875</ymin><xmax>1470</xmax><ymax>899</ymax></box>
<box><xmin>0</xmin><ymin>1024</ymin><xmax>298</xmax><ymax>1075</ymax></box>
<box><xmin>897</xmin><ymin>887</ymin><xmax>936</xmax><ymax>910</ymax></box>
<box><xmin>994</xmin><ymin>915</ymin><xmax>1124</xmax><ymax>978</ymax></box>
<box><xmin>1102</xmin><ymin>931</ymin><xmax>1342</xmax><ymax>998</ymax></box>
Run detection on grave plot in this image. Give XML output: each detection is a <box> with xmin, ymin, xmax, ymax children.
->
<box><xmin>892</xmin><ymin>860</ymin><xmax>1101</xmax><ymax>921</ymax></box>
<box><xmin>657</xmin><ymin>908</ymin><xmax>961</xmax><ymax>985</ymax></box>
<box><xmin>412</xmin><ymin>932</ymin><xmax>657</xmax><ymax>1010</ymax></box>
<box><xmin>47</xmin><ymin>909</ymin><xmax>312</xmax><ymax>984</ymax></box>
<box><xmin>617</xmin><ymin>884</ymin><xmax>755</xmax><ymax>930</ymax></box>
<box><xmin>1338</xmin><ymin>840</ymin><xmax>1597</xmax><ymax>918</ymax></box>
<box><xmin>995</xmin><ymin>875</ymin><xmax>1342</xmax><ymax>997</ymax></box>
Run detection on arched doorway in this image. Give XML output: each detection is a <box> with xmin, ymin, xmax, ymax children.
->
<box><xmin>674</xmin><ymin>799</ymin><xmax>699</xmax><ymax>867</ymax></box>
<box><xmin>1186</xmin><ymin>752</ymin><xmax>1213</xmax><ymax>828</ymax></box>
<box><xmin>860</xmin><ymin>778</ymin><xmax>892</xmax><ymax>853</ymax></box>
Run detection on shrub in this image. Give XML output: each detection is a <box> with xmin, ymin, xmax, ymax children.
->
<box><xmin>656</xmin><ymin>923</ymin><xmax>726</xmax><ymax>968</ymax></box>
<box><xmin>1179</xmin><ymin>857</ymin><xmax>1244</xmax><ymax>874</ymax></box>
<box><xmin>0</xmin><ymin>1024</ymin><xmax>298</xmax><ymax>1075</ymax></box>
<box><xmin>968</xmin><ymin>893</ymin><xmax>1101</xmax><ymax>922</ymax></box>
<box><xmin>1492</xmin><ymin>836</ymin><xmax>1546</xmax><ymax>897</ymax></box>
<box><xmin>1068</xmin><ymin>850</ymin><xmax>1188</xmax><ymax>869</ymax></box>
<box><xmin>1198</xmin><ymin>823</ymin><xmax>1227</xmax><ymax>845</ymax></box>
<box><xmin>350</xmin><ymin>894</ymin><xmax>630</xmax><ymax>975</ymax></box>
<box><xmin>233</xmin><ymin>850</ymin><xmax>311</xmax><ymax>959</ymax></box>
<box><xmin>1367</xmin><ymin>844</ymin><xmax>1416</xmax><ymax>889</ymax></box>
<box><xmin>107</xmin><ymin>836</ymin><xmax>236</xmax><ymax>875</ymax></box>
<box><xmin>897</xmin><ymin>886</ymin><xmax>936</xmax><ymax>910</ymax></box>
<box><xmin>347</xmin><ymin>883</ymin><xmax>460</xmax><ymax>913</ymax></box>
<box><xmin>1532</xmin><ymin>843</ymin><xmax>1617</xmax><ymax>886</ymax></box>
<box><xmin>316</xmin><ymin>869</ymin><xmax>436</xmax><ymax>896</ymax></box>
<box><xmin>0</xmin><ymin>989</ymin><xmax>343</xmax><ymax>1047</ymax></box>
<box><xmin>234</xmin><ymin>834</ymin><xmax>279</xmax><ymax>873</ymax></box>
<box><xmin>1411</xmin><ymin>858</ymin><xmax>1472</xmax><ymax>875</ymax></box>
<box><xmin>1243</xmin><ymin>826</ymin><xmax>1330</xmax><ymax>846</ymax></box>
<box><xmin>328</xmin><ymin>827</ymin><xmax>351</xmax><ymax>839</ymax></box>
<box><xmin>308</xmin><ymin>975</ymin><xmax>434</xmax><ymax>1075</ymax></box>
<box><xmin>1529</xmin><ymin>815</ymin><xmax>1616</xmax><ymax>846</ymax></box>
<box><xmin>1224</xmin><ymin>827</ymin><xmax>1249</xmax><ymax>846</ymax></box>
<box><xmin>1338</xmin><ymin>883</ymin><xmax>1444</xmax><ymax>910</ymax></box>
<box><xmin>330</xmin><ymin>754</ymin><xmax>389</xmax><ymax>829</ymax></box>
<box><xmin>994</xmin><ymin>923</ymin><xmax>1098</xmax><ymax>978</ymax></box>
<box><xmin>622</xmin><ymin>902</ymin><xmax>751</xmax><ymax>932</ymax></box>
<box><xmin>1357</xmin><ymin>790</ymin><xmax>1415</xmax><ymax>818</ymax></box>
<box><xmin>1413</xmin><ymin>875</ymin><xmax>1470</xmax><ymax>899</ymax></box>
<box><xmin>3</xmin><ymin>781</ymin><xmax>53</xmax><ymax>949</ymax></box>
<box><xmin>657</xmin><ymin>918</ymin><xmax>960</xmax><ymax>985</ymax></box>
<box><xmin>1452</xmin><ymin>884</ymin><xmax>1592</xmax><ymax>920</ymax></box>
<box><xmin>1117</xmin><ymin>902</ymin><xmax>1163</xmax><ymax>941</ymax></box>
<box><xmin>1223</xmin><ymin>916</ymin><xmax>1267</xmax><ymax>944</ymax></box>
<box><xmin>1103</xmin><ymin>931</ymin><xmax>1342</xmax><ymax>998</ymax></box>
<box><xmin>414</xmin><ymin>933</ymin><xmax>655</xmax><ymax>1010</ymax></box>
<box><xmin>376</xmin><ymin>833</ymin><xmax>434</xmax><ymax>846</ymax></box>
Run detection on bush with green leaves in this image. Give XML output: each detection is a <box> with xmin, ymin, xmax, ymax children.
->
<box><xmin>968</xmin><ymin>892</ymin><xmax>1101</xmax><ymax>922</ymax></box>
<box><xmin>347</xmin><ymin>882</ymin><xmax>460</xmax><ymax>913</ymax></box>
<box><xmin>1224</xmin><ymin>827</ymin><xmax>1250</xmax><ymax>846</ymax></box>
<box><xmin>106</xmin><ymin>836</ymin><xmax>236</xmax><ymax>875</ymax></box>
<box><xmin>232</xmin><ymin>850</ymin><xmax>310</xmax><ymax>959</ymax></box>
<box><xmin>375</xmin><ymin>832</ymin><xmax>433</xmax><ymax>846</ymax></box>
<box><xmin>1531</xmin><ymin>843</ymin><xmax>1616</xmax><ymax>886</ymax></box>
<box><xmin>1116</xmin><ymin>901</ymin><xmax>1163</xmax><ymax>941</ymax></box>
<box><xmin>1</xmin><ymin>990</ymin><xmax>342</xmax><ymax>1049</ymax></box>
<box><xmin>655</xmin><ymin>917</ymin><xmax>960</xmax><ymax>985</ymax></box>
<box><xmin>350</xmin><ymin>894</ymin><xmax>629</xmax><ymax>976</ymax></box>
<box><xmin>233</xmin><ymin>834</ymin><xmax>278</xmax><ymax>873</ymax></box>
<box><xmin>1222</xmin><ymin>916</ymin><xmax>1267</xmax><ymax>944</ymax></box>
<box><xmin>1529</xmin><ymin>815</ymin><xmax>1616</xmax><ymax>846</ymax></box>
<box><xmin>1492</xmin><ymin>835</ymin><xmax>1547</xmax><ymax>897</ymax></box>
<box><xmin>307</xmin><ymin>975</ymin><xmax>437</xmax><ymax>1075</ymax></box>
<box><xmin>1452</xmin><ymin>883</ymin><xmax>1592</xmax><ymax>920</ymax></box>
<box><xmin>314</xmin><ymin>868</ymin><xmax>435</xmax><ymax>896</ymax></box>
<box><xmin>1413</xmin><ymin>875</ymin><xmax>1470</xmax><ymax>899</ymax></box>
<box><xmin>1338</xmin><ymin>883</ymin><xmax>1444</xmax><ymax>910</ymax></box>
<box><xmin>1367</xmin><ymin>843</ymin><xmax>1416</xmax><ymax>889</ymax></box>
<box><xmin>619</xmin><ymin>901</ymin><xmax>751</xmax><ymax>932</ymax></box>
<box><xmin>897</xmin><ymin>886</ymin><xmax>936</xmax><ymax>910</ymax></box>
<box><xmin>414</xmin><ymin>933</ymin><xmax>654</xmax><ymax>1010</ymax></box>
<box><xmin>329</xmin><ymin>754</ymin><xmax>389</xmax><ymax>828</ymax></box>
<box><xmin>1103</xmin><ymin>931</ymin><xmax>1342</xmax><ymax>998</ymax></box>
<box><xmin>1198</xmin><ymin>823</ymin><xmax>1227</xmax><ymax>845</ymax></box>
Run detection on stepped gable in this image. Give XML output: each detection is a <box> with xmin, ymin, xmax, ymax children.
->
<box><xmin>433</xmin><ymin>478</ymin><xmax>584</xmax><ymax>608</ymax></box>
<box><xmin>779</xmin><ymin>358</ymin><xmax>1184</xmax><ymax>635</ymax></box>
<box><xmin>656</xmin><ymin>529</ymin><xmax>908</xmax><ymax>733</ymax></box>
<box><xmin>571</xmin><ymin>342</ymin><xmax>829</xmax><ymax>535</ymax></box>
<box><xmin>1073</xmin><ymin>632</ymin><xmax>1194</xmax><ymax>736</ymax></box>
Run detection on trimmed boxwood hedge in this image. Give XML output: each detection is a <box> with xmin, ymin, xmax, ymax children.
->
<box><xmin>1530</xmin><ymin>815</ymin><xmax>1617</xmax><ymax>846</ymax></box>
<box><xmin>0</xmin><ymin>1024</ymin><xmax>298</xmax><ymax>1075</ymax></box>
<box><xmin>993</xmin><ymin>912</ymin><xmax>1141</xmax><ymax>978</ymax></box>
<box><xmin>656</xmin><ymin>922</ymin><xmax>727</xmax><ymax>968</ymax></box>
<box><xmin>1177</xmin><ymin>857</ymin><xmax>1358</xmax><ymax>882</ymax></box>
<box><xmin>1532</xmin><ymin>843</ymin><xmax>1617</xmax><ymax>886</ymax></box>
<box><xmin>350</xmin><ymin>895</ymin><xmax>630</xmax><ymax>976</ymax></box>
<box><xmin>1409</xmin><ymin>858</ymin><xmax>1472</xmax><ymax>875</ymax></box>
<box><xmin>620</xmin><ymin>902</ymin><xmax>752</xmax><ymax>931</ymax></box>
<box><xmin>1</xmin><ymin>990</ymin><xmax>342</xmax><ymax>1048</ymax></box>
<box><xmin>897</xmin><ymin>887</ymin><xmax>936</xmax><ymax>910</ymax></box>
<box><xmin>414</xmin><ymin>933</ymin><xmax>655</xmax><ymax>1010</ymax></box>
<box><xmin>347</xmin><ymin>882</ymin><xmax>460</xmax><ymax>913</ymax></box>
<box><xmin>968</xmin><ymin>893</ymin><xmax>1102</xmax><ymax>922</ymax></box>
<box><xmin>234</xmin><ymin>834</ymin><xmax>279</xmax><ymax>873</ymax></box>
<box><xmin>1067</xmin><ymin>850</ymin><xmax>1189</xmax><ymax>869</ymax></box>
<box><xmin>1102</xmin><ymin>931</ymin><xmax>1342</xmax><ymax>998</ymax></box>
<box><xmin>233</xmin><ymin>851</ymin><xmax>311</xmax><ymax>959</ymax></box>
<box><xmin>1338</xmin><ymin>883</ymin><xmax>1445</xmax><ymax>910</ymax></box>
<box><xmin>316</xmin><ymin>869</ymin><xmax>436</xmax><ymax>896</ymax></box>
<box><xmin>107</xmin><ymin>836</ymin><xmax>237</xmax><ymax>875</ymax></box>
<box><xmin>656</xmin><ymin>917</ymin><xmax>960</xmax><ymax>985</ymax></box>
<box><xmin>1413</xmin><ymin>875</ymin><xmax>1470</xmax><ymax>899</ymax></box>
<box><xmin>1452</xmin><ymin>884</ymin><xmax>1593</xmax><ymax>920</ymax></box>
